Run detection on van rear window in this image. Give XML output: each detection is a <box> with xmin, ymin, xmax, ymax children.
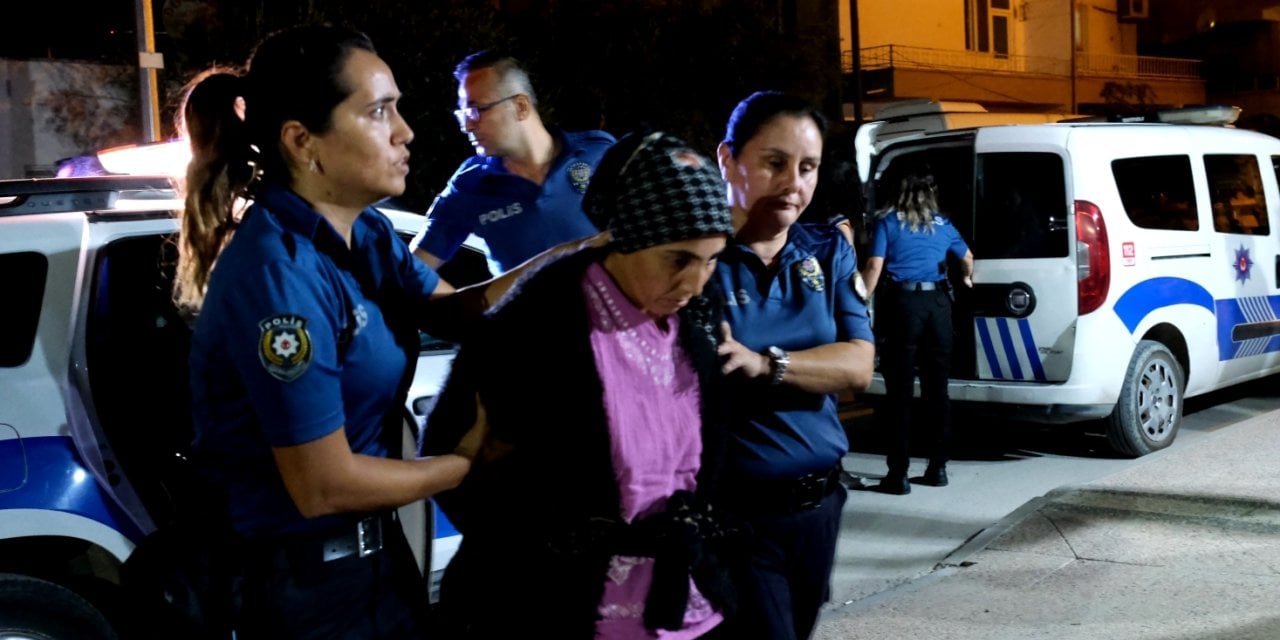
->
<box><xmin>1205</xmin><ymin>154</ymin><xmax>1268</xmax><ymax>236</ymax></box>
<box><xmin>1112</xmin><ymin>156</ymin><xmax>1198</xmax><ymax>231</ymax></box>
<box><xmin>974</xmin><ymin>152</ymin><xmax>1068</xmax><ymax>259</ymax></box>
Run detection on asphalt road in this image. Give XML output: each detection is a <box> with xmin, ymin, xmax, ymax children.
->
<box><xmin>821</xmin><ymin>374</ymin><xmax>1280</xmax><ymax>621</ymax></box>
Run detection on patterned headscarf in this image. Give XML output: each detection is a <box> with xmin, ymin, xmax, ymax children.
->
<box><xmin>584</xmin><ymin>130</ymin><xmax>733</xmax><ymax>253</ymax></box>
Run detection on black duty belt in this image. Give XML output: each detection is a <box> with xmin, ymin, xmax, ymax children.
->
<box><xmin>247</xmin><ymin>512</ymin><xmax>390</xmax><ymax>568</ymax></box>
<box><xmin>890</xmin><ymin>280</ymin><xmax>946</xmax><ymax>292</ymax></box>
<box><xmin>727</xmin><ymin>463</ymin><xmax>844</xmax><ymax>514</ymax></box>
<box><xmin>321</xmin><ymin>513</ymin><xmax>385</xmax><ymax>562</ymax></box>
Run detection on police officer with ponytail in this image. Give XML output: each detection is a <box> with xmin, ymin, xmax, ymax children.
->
<box><xmin>862</xmin><ymin>173</ymin><xmax>974</xmax><ymax>496</ymax></box>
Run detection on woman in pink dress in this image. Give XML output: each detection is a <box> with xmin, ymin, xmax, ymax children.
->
<box><xmin>423</xmin><ymin>130</ymin><xmax>741</xmax><ymax>639</ymax></box>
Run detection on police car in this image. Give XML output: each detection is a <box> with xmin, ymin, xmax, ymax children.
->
<box><xmin>857</xmin><ymin>106</ymin><xmax>1280</xmax><ymax>457</ymax></box>
<box><xmin>0</xmin><ymin>170</ymin><xmax>480</xmax><ymax>637</ymax></box>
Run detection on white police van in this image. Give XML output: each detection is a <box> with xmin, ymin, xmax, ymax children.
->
<box><xmin>0</xmin><ymin>169</ymin><xmax>480</xmax><ymax>637</ymax></box>
<box><xmin>858</xmin><ymin>106</ymin><xmax>1280</xmax><ymax>456</ymax></box>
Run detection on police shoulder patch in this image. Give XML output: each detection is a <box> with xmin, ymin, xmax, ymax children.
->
<box><xmin>259</xmin><ymin>314</ymin><xmax>313</xmax><ymax>382</ymax></box>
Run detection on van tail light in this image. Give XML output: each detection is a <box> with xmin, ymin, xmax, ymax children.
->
<box><xmin>1075</xmin><ymin>200</ymin><xmax>1110</xmax><ymax>315</ymax></box>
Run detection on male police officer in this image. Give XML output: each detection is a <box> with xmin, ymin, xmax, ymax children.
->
<box><xmin>411</xmin><ymin>51</ymin><xmax>615</xmax><ymax>274</ymax></box>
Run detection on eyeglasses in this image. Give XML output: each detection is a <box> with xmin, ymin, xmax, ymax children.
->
<box><xmin>453</xmin><ymin>95</ymin><xmax>520</xmax><ymax>126</ymax></box>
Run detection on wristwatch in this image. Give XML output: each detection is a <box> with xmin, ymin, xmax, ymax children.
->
<box><xmin>766</xmin><ymin>346</ymin><xmax>790</xmax><ymax>385</ymax></box>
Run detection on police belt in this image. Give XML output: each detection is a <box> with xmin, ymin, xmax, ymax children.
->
<box><xmin>888</xmin><ymin>280</ymin><xmax>947</xmax><ymax>292</ymax></box>
<box><xmin>245</xmin><ymin>511</ymin><xmax>391</xmax><ymax>569</ymax></box>
<box><xmin>724</xmin><ymin>463</ymin><xmax>843</xmax><ymax>514</ymax></box>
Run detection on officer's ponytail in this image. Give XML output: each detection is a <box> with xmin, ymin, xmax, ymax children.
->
<box><xmin>891</xmin><ymin>172</ymin><xmax>940</xmax><ymax>234</ymax></box>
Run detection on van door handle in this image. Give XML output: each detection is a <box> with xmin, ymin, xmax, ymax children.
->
<box><xmin>1275</xmin><ymin>255</ymin><xmax>1280</xmax><ymax>288</ymax></box>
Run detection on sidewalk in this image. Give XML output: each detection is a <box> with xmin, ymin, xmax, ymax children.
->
<box><xmin>815</xmin><ymin>410</ymin><xmax>1280</xmax><ymax>640</ymax></box>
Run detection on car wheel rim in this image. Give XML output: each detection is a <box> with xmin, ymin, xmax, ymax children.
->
<box><xmin>1137</xmin><ymin>358</ymin><xmax>1178</xmax><ymax>443</ymax></box>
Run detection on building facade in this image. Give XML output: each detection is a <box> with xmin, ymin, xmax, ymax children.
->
<box><xmin>840</xmin><ymin>0</ymin><xmax>1206</xmax><ymax>118</ymax></box>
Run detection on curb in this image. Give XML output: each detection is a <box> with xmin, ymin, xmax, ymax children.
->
<box><xmin>822</xmin><ymin>493</ymin><xmax>1055</xmax><ymax>620</ymax></box>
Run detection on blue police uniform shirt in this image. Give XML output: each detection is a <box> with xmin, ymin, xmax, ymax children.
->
<box><xmin>715</xmin><ymin>223</ymin><xmax>875</xmax><ymax>481</ymax></box>
<box><xmin>414</xmin><ymin>129</ymin><xmax>615</xmax><ymax>272</ymax></box>
<box><xmin>870</xmin><ymin>211</ymin><xmax>970</xmax><ymax>283</ymax></box>
<box><xmin>189</xmin><ymin>184</ymin><xmax>441</xmax><ymax>537</ymax></box>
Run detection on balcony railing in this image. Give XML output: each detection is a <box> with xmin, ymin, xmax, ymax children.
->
<box><xmin>847</xmin><ymin>45</ymin><xmax>1201</xmax><ymax>81</ymax></box>
<box><xmin>851</xmin><ymin>45</ymin><xmax>1068</xmax><ymax>76</ymax></box>
<box><xmin>1075</xmin><ymin>52</ymin><xmax>1201</xmax><ymax>79</ymax></box>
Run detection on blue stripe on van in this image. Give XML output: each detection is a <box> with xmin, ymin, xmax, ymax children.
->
<box><xmin>975</xmin><ymin>317</ymin><xmax>1047</xmax><ymax>382</ymax></box>
<box><xmin>976</xmin><ymin>318</ymin><xmax>1003</xmax><ymax>378</ymax></box>
<box><xmin>996</xmin><ymin>319</ymin><xmax>1024</xmax><ymax>379</ymax></box>
<box><xmin>1016</xmin><ymin>318</ymin><xmax>1047</xmax><ymax>381</ymax></box>
<box><xmin>1113</xmin><ymin>277</ymin><xmax>1214</xmax><ymax>333</ymax></box>
<box><xmin>0</xmin><ymin>435</ymin><xmax>144</xmax><ymax>542</ymax></box>
<box><xmin>1215</xmin><ymin>295</ymin><xmax>1280</xmax><ymax>361</ymax></box>
<box><xmin>435</xmin><ymin>505</ymin><xmax>459</xmax><ymax>539</ymax></box>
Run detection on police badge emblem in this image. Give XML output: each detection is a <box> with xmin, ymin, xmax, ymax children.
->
<box><xmin>568</xmin><ymin>161</ymin><xmax>593</xmax><ymax>193</ymax></box>
<box><xmin>797</xmin><ymin>256</ymin><xmax>824</xmax><ymax>292</ymax></box>
<box><xmin>259</xmin><ymin>314</ymin><xmax>313</xmax><ymax>382</ymax></box>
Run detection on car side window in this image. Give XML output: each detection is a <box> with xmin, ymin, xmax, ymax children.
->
<box><xmin>1206</xmin><ymin>154</ymin><xmax>1269</xmax><ymax>236</ymax></box>
<box><xmin>1112</xmin><ymin>155</ymin><xmax>1199</xmax><ymax>232</ymax></box>
<box><xmin>0</xmin><ymin>252</ymin><xmax>48</xmax><ymax>367</ymax></box>
<box><xmin>975</xmin><ymin>152</ymin><xmax>1069</xmax><ymax>259</ymax></box>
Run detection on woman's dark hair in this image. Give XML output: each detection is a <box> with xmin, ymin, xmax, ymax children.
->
<box><xmin>174</xmin><ymin>24</ymin><xmax>375</xmax><ymax>313</ymax></box>
<box><xmin>722</xmin><ymin>90</ymin><xmax>828</xmax><ymax>158</ymax></box>
<box><xmin>883</xmin><ymin>172</ymin><xmax>940</xmax><ymax>233</ymax></box>
<box><xmin>242</xmin><ymin>24</ymin><xmax>376</xmax><ymax>183</ymax></box>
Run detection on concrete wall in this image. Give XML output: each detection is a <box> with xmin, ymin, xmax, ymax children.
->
<box><xmin>858</xmin><ymin>0</ymin><xmax>967</xmax><ymax>50</ymax></box>
<box><xmin>1021</xmin><ymin>0</ymin><xmax>1074</xmax><ymax>61</ymax></box>
<box><xmin>892</xmin><ymin>67</ymin><xmax>1073</xmax><ymax>107</ymax></box>
<box><xmin>1081</xmin><ymin>1</ymin><xmax>1139</xmax><ymax>55</ymax></box>
<box><xmin>0</xmin><ymin>60</ymin><xmax>139</xmax><ymax>178</ymax></box>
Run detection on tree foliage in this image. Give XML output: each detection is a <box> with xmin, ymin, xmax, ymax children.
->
<box><xmin>39</xmin><ymin>63</ymin><xmax>141</xmax><ymax>155</ymax></box>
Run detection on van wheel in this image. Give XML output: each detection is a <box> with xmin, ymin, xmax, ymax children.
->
<box><xmin>0</xmin><ymin>573</ymin><xmax>118</xmax><ymax>640</ymax></box>
<box><xmin>1107</xmin><ymin>340</ymin><xmax>1184</xmax><ymax>458</ymax></box>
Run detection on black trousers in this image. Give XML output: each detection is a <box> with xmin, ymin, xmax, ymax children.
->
<box><xmin>877</xmin><ymin>288</ymin><xmax>954</xmax><ymax>476</ymax></box>
<box><xmin>236</xmin><ymin>514</ymin><xmax>429</xmax><ymax>640</ymax></box>
<box><xmin>722</xmin><ymin>483</ymin><xmax>846</xmax><ymax>640</ymax></box>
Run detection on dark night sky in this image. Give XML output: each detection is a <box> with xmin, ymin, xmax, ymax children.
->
<box><xmin>1</xmin><ymin>0</ymin><xmax>138</xmax><ymax>63</ymax></box>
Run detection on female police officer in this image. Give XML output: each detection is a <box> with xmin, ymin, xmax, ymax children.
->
<box><xmin>175</xmin><ymin>24</ymin><xmax>498</xmax><ymax>638</ymax></box>
<box><xmin>714</xmin><ymin>91</ymin><xmax>875</xmax><ymax>640</ymax></box>
<box><xmin>861</xmin><ymin>173</ymin><xmax>974</xmax><ymax>495</ymax></box>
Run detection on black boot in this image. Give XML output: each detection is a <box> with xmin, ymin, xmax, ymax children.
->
<box><xmin>921</xmin><ymin>463</ymin><xmax>948</xmax><ymax>487</ymax></box>
<box><xmin>875</xmin><ymin>473</ymin><xmax>911</xmax><ymax>495</ymax></box>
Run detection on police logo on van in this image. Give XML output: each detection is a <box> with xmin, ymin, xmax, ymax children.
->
<box><xmin>259</xmin><ymin>314</ymin><xmax>313</xmax><ymax>382</ymax></box>
<box><xmin>1234</xmin><ymin>246</ymin><xmax>1253</xmax><ymax>283</ymax></box>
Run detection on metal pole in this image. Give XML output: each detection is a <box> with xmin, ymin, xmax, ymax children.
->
<box><xmin>850</xmin><ymin>0</ymin><xmax>863</xmax><ymax>123</ymax></box>
<box><xmin>135</xmin><ymin>0</ymin><xmax>162</xmax><ymax>142</ymax></box>
<box><xmin>1069</xmin><ymin>0</ymin><xmax>1077</xmax><ymax>113</ymax></box>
